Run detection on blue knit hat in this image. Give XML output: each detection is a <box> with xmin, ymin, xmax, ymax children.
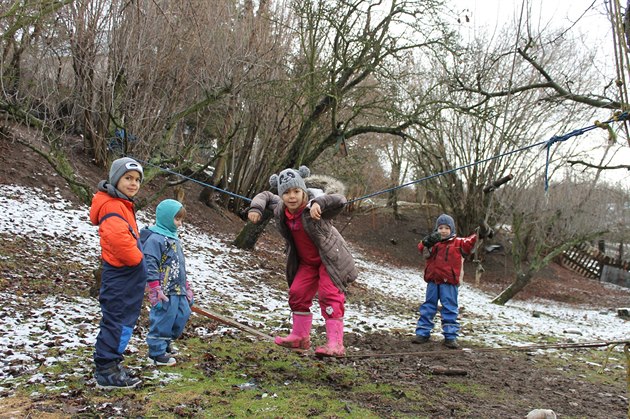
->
<box><xmin>149</xmin><ymin>199</ymin><xmax>183</xmax><ymax>239</ymax></box>
<box><xmin>435</xmin><ymin>214</ymin><xmax>456</xmax><ymax>238</ymax></box>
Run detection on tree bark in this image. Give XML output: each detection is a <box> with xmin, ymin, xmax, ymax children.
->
<box><xmin>232</xmin><ymin>209</ymin><xmax>273</xmax><ymax>249</ymax></box>
<box><xmin>491</xmin><ymin>270</ymin><xmax>534</xmax><ymax>305</ymax></box>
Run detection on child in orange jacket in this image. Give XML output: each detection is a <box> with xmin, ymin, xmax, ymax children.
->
<box><xmin>89</xmin><ymin>157</ymin><xmax>146</xmax><ymax>389</ymax></box>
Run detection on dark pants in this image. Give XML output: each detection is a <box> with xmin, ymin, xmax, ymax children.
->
<box><xmin>94</xmin><ymin>260</ymin><xmax>146</xmax><ymax>370</ymax></box>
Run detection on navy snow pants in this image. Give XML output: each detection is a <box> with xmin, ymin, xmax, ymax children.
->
<box><xmin>94</xmin><ymin>260</ymin><xmax>146</xmax><ymax>371</ymax></box>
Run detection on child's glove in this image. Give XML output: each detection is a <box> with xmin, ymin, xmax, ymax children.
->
<box><xmin>422</xmin><ymin>231</ymin><xmax>442</xmax><ymax>248</ymax></box>
<box><xmin>147</xmin><ymin>280</ymin><xmax>169</xmax><ymax>308</ymax></box>
<box><xmin>185</xmin><ymin>281</ymin><xmax>194</xmax><ymax>306</ymax></box>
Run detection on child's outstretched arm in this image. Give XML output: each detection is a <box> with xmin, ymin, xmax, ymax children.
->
<box><xmin>310</xmin><ymin>193</ymin><xmax>346</xmax><ymax>219</ymax></box>
<box><xmin>248</xmin><ymin>191</ymin><xmax>281</xmax><ymax>223</ymax></box>
<box><xmin>460</xmin><ymin>233</ymin><xmax>478</xmax><ymax>254</ymax></box>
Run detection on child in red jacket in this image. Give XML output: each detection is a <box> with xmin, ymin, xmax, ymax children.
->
<box><xmin>413</xmin><ymin>214</ymin><xmax>479</xmax><ymax>349</ymax></box>
<box><xmin>89</xmin><ymin>157</ymin><xmax>146</xmax><ymax>389</ymax></box>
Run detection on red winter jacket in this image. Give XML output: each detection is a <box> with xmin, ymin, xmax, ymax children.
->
<box><xmin>89</xmin><ymin>191</ymin><xmax>143</xmax><ymax>267</ymax></box>
<box><xmin>418</xmin><ymin>234</ymin><xmax>477</xmax><ymax>285</ymax></box>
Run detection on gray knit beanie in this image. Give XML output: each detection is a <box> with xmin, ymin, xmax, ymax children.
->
<box><xmin>109</xmin><ymin>157</ymin><xmax>144</xmax><ymax>187</ymax></box>
<box><xmin>270</xmin><ymin>166</ymin><xmax>310</xmax><ymax>196</ymax></box>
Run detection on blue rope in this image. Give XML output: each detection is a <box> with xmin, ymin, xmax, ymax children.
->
<box><xmin>129</xmin><ymin>157</ymin><xmax>252</xmax><ymax>203</ymax></box>
<box><xmin>127</xmin><ymin>112</ymin><xmax>627</xmax><ymax>206</ymax></box>
<box><xmin>349</xmin><ymin>112</ymin><xmax>628</xmax><ymax>203</ymax></box>
<box><xmin>346</xmin><ymin>139</ymin><xmax>548</xmax><ymax>204</ymax></box>
<box><xmin>543</xmin><ymin>125</ymin><xmax>601</xmax><ymax>191</ymax></box>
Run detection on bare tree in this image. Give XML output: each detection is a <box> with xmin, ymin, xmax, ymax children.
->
<box><xmin>452</xmin><ymin>0</ymin><xmax>630</xmax><ymax>151</ymax></box>
<box><xmin>0</xmin><ymin>0</ymin><xmax>93</xmax><ymax>202</ymax></box>
<box><xmin>403</xmin><ymin>20</ymin><xmax>601</xmax><ymax>234</ymax></box>
<box><xmin>233</xmin><ymin>0</ymin><xmax>458</xmax><ymax>247</ymax></box>
<box><xmin>491</xmin><ymin>177</ymin><xmax>617</xmax><ymax>304</ymax></box>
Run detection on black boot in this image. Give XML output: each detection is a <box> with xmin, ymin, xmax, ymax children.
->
<box><xmin>95</xmin><ymin>364</ymin><xmax>141</xmax><ymax>389</ymax></box>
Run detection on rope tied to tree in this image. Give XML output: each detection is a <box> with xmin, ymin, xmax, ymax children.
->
<box><xmin>543</xmin><ymin>111</ymin><xmax>628</xmax><ymax>192</ymax></box>
<box><xmin>128</xmin><ymin>112</ymin><xmax>628</xmax><ymax>206</ymax></box>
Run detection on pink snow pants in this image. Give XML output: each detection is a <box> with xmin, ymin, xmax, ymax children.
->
<box><xmin>288</xmin><ymin>263</ymin><xmax>345</xmax><ymax>319</ymax></box>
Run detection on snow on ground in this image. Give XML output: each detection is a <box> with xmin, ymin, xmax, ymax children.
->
<box><xmin>0</xmin><ymin>184</ymin><xmax>628</xmax><ymax>391</ymax></box>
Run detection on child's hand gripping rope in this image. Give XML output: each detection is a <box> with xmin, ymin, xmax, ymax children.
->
<box><xmin>477</xmin><ymin>221</ymin><xmax>494</xmax><ymax>239</ymax></box>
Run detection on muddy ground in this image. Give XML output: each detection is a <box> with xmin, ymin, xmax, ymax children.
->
<box><xmin>0</xmin><ymin>123</ymin><xmax>628</xmax><ymax>418</ymax></box>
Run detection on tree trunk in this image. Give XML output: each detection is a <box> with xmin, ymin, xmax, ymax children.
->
<box><xmin>491</xmin><ymin>269</ymin><xmax>534</xmax><ymax>305</ymax></box>
<box><xmin>232</xmin><ymin>210</ymin><xmax>273</xmax><ymax>249</ymax></box>
<box><xmin>387</xmin><ymin>189</ymin><xmax>401</xmax><ymax>220</ymax></box>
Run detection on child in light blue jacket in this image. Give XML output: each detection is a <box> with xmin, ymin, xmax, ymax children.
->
<box><xmin>141</xmin><ymin>199</ymin><xmax>194</xmax><ymax>366</ymax></box>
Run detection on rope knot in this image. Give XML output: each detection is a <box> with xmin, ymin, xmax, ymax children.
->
<box><xmin>544</xmin><ymin>135</ymin><xmax>563</xmax><ymax>148</ymax></box>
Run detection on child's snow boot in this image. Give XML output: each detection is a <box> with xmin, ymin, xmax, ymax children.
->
<box><xmin>149</xmin><ymin>354</ymin><xmax>176</xmax><ymax>366</ymax></box>
<box><xmin>444</xmin><ymin>338</ymin><xmax>460</xmax><ymax>349</ymax></box>
<box><xmin>315</xmin><ymin>318</ymin><xmax>345</xmax><ymax>357</ymax></box>
<box><xmin>274</xmin><ymin>312</ymin><xmax>312</xmax><ymax>350</ymax></box>
<box><xmin>166</xmin><ymin>342</ymin><xmax>178</xmax><ymax>355</ymax></box>
<box><xmin>95</xmin><ymin>363</ymin><xmax>142</xmax><ymax>389</ymax></box>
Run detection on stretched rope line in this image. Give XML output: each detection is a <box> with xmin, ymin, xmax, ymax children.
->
<box><xmin>348</xmin><ymin>111</ymin><xmax>628</xmax><ymax>204</ymax></box>
<box><xmin>341</xmin><ymin>339</ymin><xmax>630</xmax><ymax>359</ymax></box>
<box><xmin>128</xmin><ymin>112</ymin><xmax>628</xmax><ymax>205</ymax></box>
<box><xmin>347</xmin><ymin>139</ymin><xmax>547</xmax><ymax>205</ymax></box>
<box><xmin>129</xmin><ymin>157</ymin><xmax>252</xmax><ymax>203</ymax></box>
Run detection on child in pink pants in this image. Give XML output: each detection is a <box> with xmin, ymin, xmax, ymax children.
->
<box><xmin>248</xmin><ymin>166</ymin><xmax>357</xmax><ymax>356</ymax></box>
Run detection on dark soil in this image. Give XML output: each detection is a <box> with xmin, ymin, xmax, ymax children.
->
<box><xmin>342</xmin><ymin>332</ymin><xmax>625</xmax><ymax>418</ymax></box>
<box><xmin>1</xmin><ymin>121</ymin><xmax>628</xmax><ymax>418</ymax></box>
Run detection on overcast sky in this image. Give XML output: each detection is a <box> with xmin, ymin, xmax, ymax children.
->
<box><xmin>452</xmin><ymin>0</ymin><xmax>608</xmax><ymax>34</ymax></box>
<box><xmin>450</xmin><ymin>0</ymin><xmax>630</xmax><ymax>185</ymax></box>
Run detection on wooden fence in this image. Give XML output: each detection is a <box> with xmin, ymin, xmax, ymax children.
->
<box><xmin>562</xmin><ymin>242</ymin><xmax>630</xmax><ymax>286</ymax></box>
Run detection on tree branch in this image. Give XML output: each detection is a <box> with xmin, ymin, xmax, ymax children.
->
<box><xmin>567</xmin><ymin>160</ymin><xmax>630</xmax><ymax>170</ymax></box>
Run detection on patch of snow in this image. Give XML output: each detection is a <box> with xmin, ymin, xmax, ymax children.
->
<box><xmin>0</xmin><ymin>184</ymin><xmax>628</xmax><ymax>394</ymax></box>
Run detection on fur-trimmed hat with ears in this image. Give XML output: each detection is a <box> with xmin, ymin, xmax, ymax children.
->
<box><xmin>270</xmin><ymin>166</ymin><xmax>310</xmax><ymax>196</ymax></box>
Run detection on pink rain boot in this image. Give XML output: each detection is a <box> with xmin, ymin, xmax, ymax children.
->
<box><xmin>315</xmin><ymin>318</ymin><xmax>345</xmax><ymax>357</ymax></box>
<box><xmin>274</xmin><ymin>312</ymin><xmax>312</xmax><ymax>350</ymax></box>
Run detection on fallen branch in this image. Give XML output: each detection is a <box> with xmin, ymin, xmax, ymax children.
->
<box><xmin>429</xmin><ymin>365</ymin><xmax>468</xmax><ymax>376</ymax></box>
<box><xmin>191</xmin><ymin>305</ymin><xmax>274</xmax><ymax>341</ymax></box>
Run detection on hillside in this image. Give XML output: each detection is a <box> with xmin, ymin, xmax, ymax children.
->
<box><xmin>0</xmin><ymin>126</ymin><xmax>629</xmax><ymax>418</ymax></box>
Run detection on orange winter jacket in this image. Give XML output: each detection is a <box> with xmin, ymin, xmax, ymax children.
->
<box><xmin>89</xmin><ymin>191</ymin><xmax>143</xmax><ymax>267</ymax></box>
